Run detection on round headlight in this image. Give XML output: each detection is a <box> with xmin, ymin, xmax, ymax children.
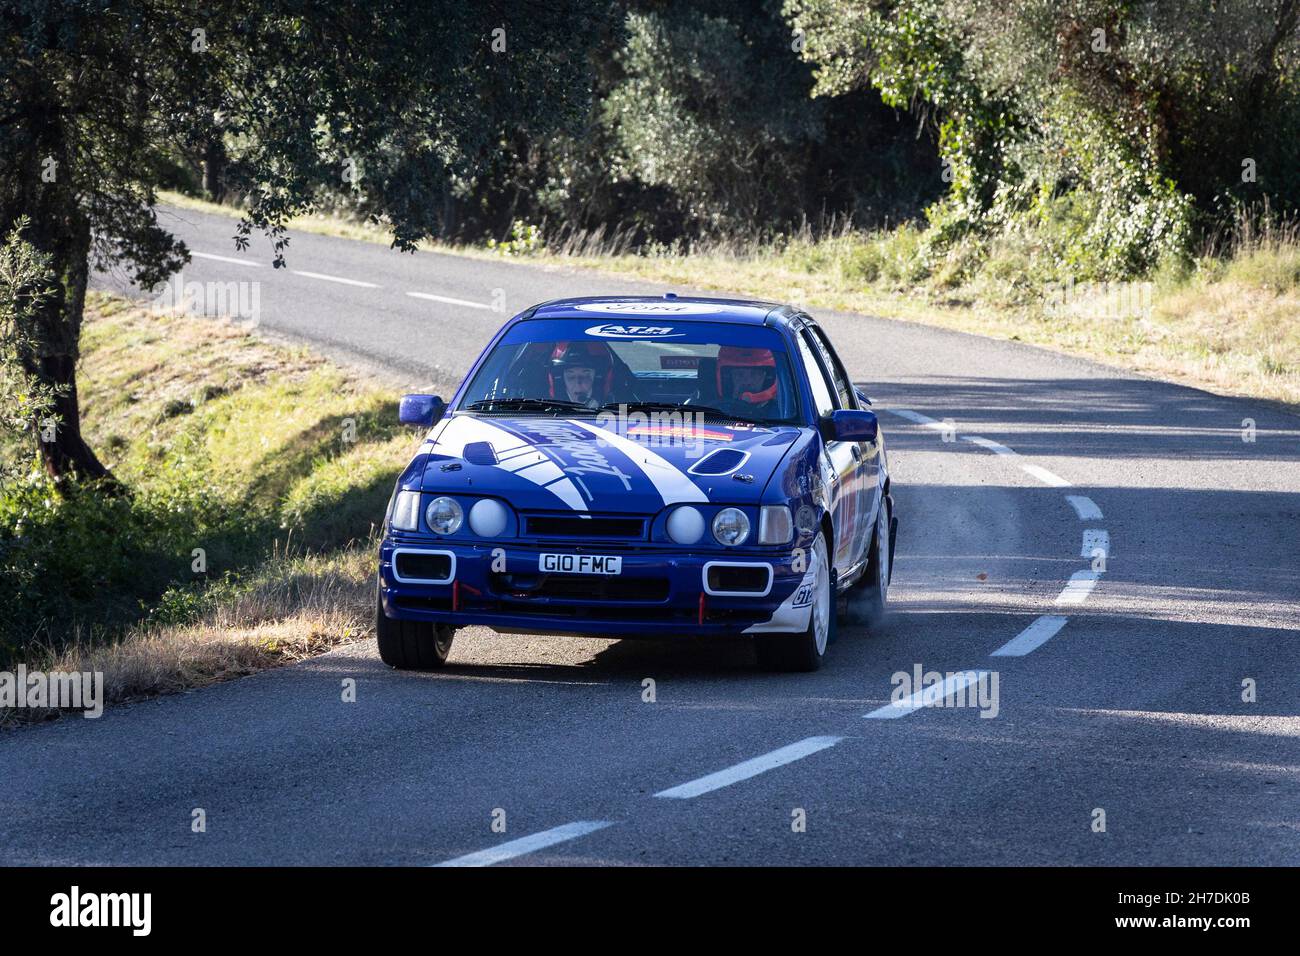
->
<box><xmin>666</xmin><ymin>505</ymin><xmax>705</xmax><ymax>545</ymax></box>
<box><xmin>425</xmin><ymin>496</ymin><xmax>463</xmax><ymax>535</ymax></box>
<box><xmin>712</xmin><ymin>508</ymin><xmax>750</xmax><ymax>546</ymax></box>
<box><xmin>468</xmin><ymin>498</ymin><xmax>509</xmax><ymax>537</ymax></box>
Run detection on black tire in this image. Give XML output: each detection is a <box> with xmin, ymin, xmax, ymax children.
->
<box><xmin>376</xmin><ymin>595</ymin><xmax>454</xmax><ymax>670</ymax></box>
<box><xmin>847</xmin><ymin>496</ymin><xmax>892</xmax><ymax>629</ymax></box>
<box><xmin>755</xmin><ymin>531</ymin><xmax>836</xmax><ymax>672</ymax></box>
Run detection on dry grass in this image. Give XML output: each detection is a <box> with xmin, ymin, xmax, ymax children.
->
<box><xmin>1</xmin><ymin>545</ymin><xmax>375</xmax><ymax>727</ymax></box>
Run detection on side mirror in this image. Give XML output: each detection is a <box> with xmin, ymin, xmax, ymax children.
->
<box><xmin>827</xmin><ymin>408</ymin><xmax>878</xmax><ymax>443</ymax></box>
<box><xmin>399</xmin><ymin>394</ymin><xmax>445</xmax><ymax>427</ymax></box>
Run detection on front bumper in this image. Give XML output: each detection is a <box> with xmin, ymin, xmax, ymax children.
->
<box><xmin>378</xmin><ymin>537</ymin><xmax>812</xmax><ymax>638</ymax></box>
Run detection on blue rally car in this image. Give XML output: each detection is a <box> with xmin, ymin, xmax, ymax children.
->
<box><xmin>377</xmin><ymin>295</ymin><xmax>896</xmax><ymax>672</ymax></box>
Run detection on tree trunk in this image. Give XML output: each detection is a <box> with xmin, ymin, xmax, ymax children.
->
<box><xmin>22</xmin><ymin>214</ymin><xmax>120</xmax><ymax>490</ymax></box>
<box><xmin>202</xmin><ymin>136</ymin><xmax>227</xmax><ymax>203</ymax></box>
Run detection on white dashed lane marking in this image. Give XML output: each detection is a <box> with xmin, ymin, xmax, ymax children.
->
<box><xmin>1020</xmin><ymin>463</ymin><xmax>1071</xmax><ymax>487</ymax></box>
<box><xmin>1056</xmin><ymin>571</ymin><xmax>1101</xmax><ymax>605</ymax></box>
<box><xmin>864</xmin><ymin>671</ymin><xmax>990</xmax><ymax>719</ymax></box>
<box><xmin>407</xmin><ymin>291</ymin><xmax>493</xmax><ymax>310</ymax></box>
<box><xmin>991</xmin><ymin>615</ymin><xmax>1069</xmax><ymax>657</ymax></box>
<box><xmin>191</xmin><ymin>251</ymin><xmax>263</xmax><ymax>266</ymax></box>
<box><xmin>654</xmin><ymin>736</ymin><xmax>843</xmax><ymax>799</ymax></box>
<box><xmin>434</xmin><ymin>821</ymin><xmax>613</xmax><ymax>867</ymax></box>
<box><xmin>291</xmin><ymin>269</ymin><xmax>378</xmax><ymax>288</ymax></box>
<box><xmin>1082</xmin><ymin>529</ymin><xmax>1110</xmax><ymax>559</ymax></box>
<box><xmin>1066</xmin><ymin>495</ymin><xmax>1104</xmax><ymax>520</ymax></box>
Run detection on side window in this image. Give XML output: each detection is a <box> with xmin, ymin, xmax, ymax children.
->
<box><xmin>796</xmin><ymin>328</ymin><xmax>836</xmax><ymax>417</ymax></box>
<box><xmin>808</xmin><ymin>326</ymin><xmax>855</xmax><ymax>409</ymax></box>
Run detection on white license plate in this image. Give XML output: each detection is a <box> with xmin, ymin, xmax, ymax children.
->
<box><xmin>539</xmin><ymin>553</ymin><xmax>623</xmax><ymax>575</ymax></box>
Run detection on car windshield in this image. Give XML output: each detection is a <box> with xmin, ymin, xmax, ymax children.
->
<box><xmin>458</xmin><ymin>318</ymin><xmax>801</xmax><ymax>425</ymax></box>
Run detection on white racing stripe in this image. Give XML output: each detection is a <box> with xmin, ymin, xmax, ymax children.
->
<box><xmin>991</xmin><ymin>615</ymin><xmax>1068</xmax><ymax>657</ymax></box>
<box><xmin>1056</xmin><ymin>571</ymin><xmax>1100</xmax><ymax>605</ymax></box>
<box><xmin>291</xmin><ymin>269</ymin><xmax>378</xmax><ymax>288</ymax></box>
<box><xmin>654</xmin><ymin>736</ymin><xmax>843</xmax><ymax>799</ymax></box>
<box><xmin>434</xmin><ymin>820</ymin><xmax>613</xmax><ymax>867</ymax></box>
<box><xmin>1066</xmin><ymin>495</ymin><xmax>1104</xmax><ymax>520</ymax></box>
<box><xmin>191</xmin><ymin>251</ymin><xmax>262</xmax><ymax>266</ymax></box>
<box><xmin>567</xmin><ymin>419</ymin><xmax>708</xmax><ymax>506</ymax></box>
<box><xmin>864</xmin><ymin>671</ymin><xmax>990</xmax><ymax>719</ymax></box>
<box><xmin>407</xmin><ymin>291</ymin><xmax>493</xmax><ymax>311</ymax></box>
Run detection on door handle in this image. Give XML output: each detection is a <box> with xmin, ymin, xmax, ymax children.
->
<box><xmin>850</xmin><ymin>444</ymin><xmax>862</xmax><ymax>461</ymax></box>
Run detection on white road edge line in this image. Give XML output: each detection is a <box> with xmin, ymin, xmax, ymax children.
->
<box><xmin>991</xmin><ymin>615</ymin><xmax>1069</xmax><ymax>657</ymax></box>
<box><xmin>406</xmin><ymin>291</ymin><xmax>493</xmax><ymax>311</ymax></box>
<box><xmin>1066</xmin><ymin>495</ymin><xmax>1104</xmax><ymax>520</ymax></box>
<box><xmin>654</xmin><ymin>736</ymin><xmax>843</xmax><ymax>799</ymax></box>
<box><xmin>1056</xmin><ymin>571</ymin><xmax>1100</xmax><ymax>605</ymax></box>
<box><xmin>434</xmin><ymin>820</ymin><xmax>613</xmax><ymax>867</ymax></box>
<box><xmin>290</xmin><ymin>269</ymin><xmax>378</xmax><ymax>288</ymax></box>
<box><xmin>864</xmin><ymin>670</ymin><xmax>990</xmax><ymax>719</ymax></box>
<box><xmin>191</xmin><ymin>251</ymin><xmax>263</xmax><ymax>266</ymax></box>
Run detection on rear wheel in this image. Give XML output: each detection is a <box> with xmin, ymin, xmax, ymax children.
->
<box><xmin>755</xmin><ymin>531</ymin><xmax>835</xmax><ymax>672</ymax></box>
<box><xmin>376</xmin><ymin>593</ymin><xmax>454</xmax><ymax>670</ymax></box>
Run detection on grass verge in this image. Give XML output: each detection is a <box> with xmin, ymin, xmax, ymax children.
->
<box><xmin>0</xmin><ymin>294</ymin><xmax>415</xmax><ymax>725</ymax></box>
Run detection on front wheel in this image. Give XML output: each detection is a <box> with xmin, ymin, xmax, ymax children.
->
<box><xmin>376</xmin><ymin>594</ymin><xmax>454</xmax><ymax>670</ymax></box>
<box><xmin>755</xmin><ymin>531</ymin><xmax>835</xmax><ymax>672</ymax></box>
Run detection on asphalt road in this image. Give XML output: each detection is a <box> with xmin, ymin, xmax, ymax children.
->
<box><xmin>4</xmin><ymin>203</ymin><xmax>1298</xmax><ymax>866</ymax></box>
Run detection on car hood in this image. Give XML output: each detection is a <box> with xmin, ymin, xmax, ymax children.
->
<box><xmin>416</xmin><ymin>413</ymin><xmax>802</xmax><ymax>513</ymax></box>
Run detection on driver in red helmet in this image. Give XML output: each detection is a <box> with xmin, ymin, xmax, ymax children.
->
<box><xmin>549</xmin><ymin>341</ymin><xmax>614</xmax><ymax>408</ymax></box>
<box><xmin>716</xmin><ymin>345</ymin><xmax>780</xmax><ymax>418</ymax></box>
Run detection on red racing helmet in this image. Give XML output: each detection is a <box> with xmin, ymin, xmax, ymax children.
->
<box><xmin>717</xmin><ymin>345</ymin><xmax>778</xmax><ymax>406</ymax></box>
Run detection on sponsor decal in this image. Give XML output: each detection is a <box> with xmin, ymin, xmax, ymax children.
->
<box><xmin>583</xmin><ymin>323</ymin><xmax>685</xmax><ymax>338</ymax></box>
<box><xmin>626</xmin><ymin>424</ymin><xmax>733</xmax><ymax>442</ymax></box>
<box><xmin>791</xmin><ymin>583</ymin><xmax>815</xmax><ymax>608</ymax></box>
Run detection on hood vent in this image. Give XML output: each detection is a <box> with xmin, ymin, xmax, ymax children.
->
<box><xmin>462</xmin><ymin>440</ymin><xmax>499</xmax><ymax>466</ymax></box>
<box><xmin>688</xmin><ymin>448</ymin><xmax>749</xmax><ymax>476</ymax></box>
